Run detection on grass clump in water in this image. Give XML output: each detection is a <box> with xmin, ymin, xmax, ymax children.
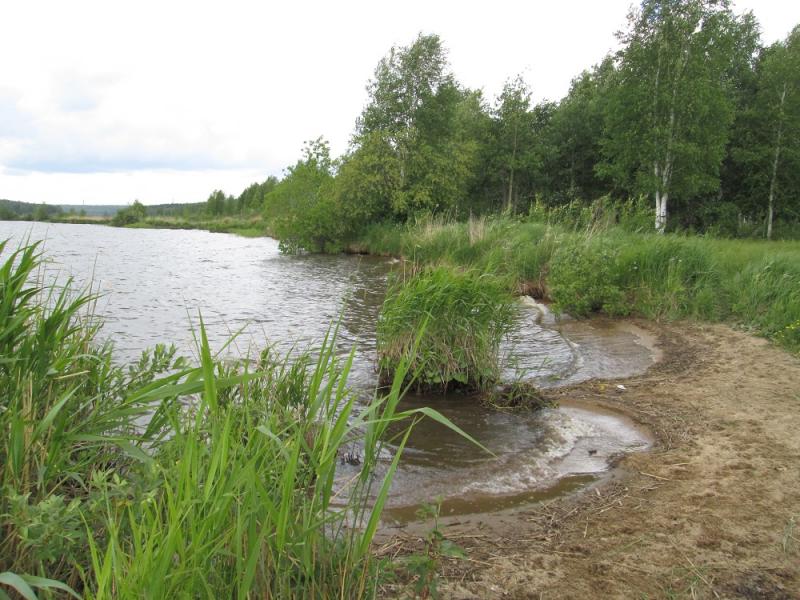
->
<box><xmin>483</xmin><ymin>381</ymin><xmax>556</xmax><ymax>412</ymax></box>
<box><xmin>377</xmin><ymin>265</ymin><xmax>518</xmax><ymax>393</ymax></box>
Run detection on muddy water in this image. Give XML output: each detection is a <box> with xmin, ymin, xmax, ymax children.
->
<box><xmin>0</xmin><ymin>221</ymin><xmax>657</xmax><ymax>518</ymax></box>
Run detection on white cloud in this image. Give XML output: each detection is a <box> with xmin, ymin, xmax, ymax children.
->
<box><xmin>0</xmin><ymin>0</ymin><xmax>797</xmax><ymax>204</ymax></box>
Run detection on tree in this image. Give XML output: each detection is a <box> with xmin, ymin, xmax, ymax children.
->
<box><xmin>723</xmin><ymin>25</ymin><xmax>800</xmax><ymax>238</ymax></box>
<box><xmin>263</xmin><ymin>138</ymin><xmax>338</xmax><ymax>253</ymax></box>
<box><xmin>546</xmin><ymin>58</ymin><xmax>616</xmax><ymax>201</ymax></box>
<box><xmin>206</xmin><ymin>190</ymin><xmax>226</xmax><ymax>216</ymax></box>
<box><xmin>332</xmin><ymin>132</ymin><xmax>400</xmax><ymax>236</ymax></box>
<box><xmin>756</xmin><ymin>27</ymin><xmax>800</xmax><ymax>238</ymax></box>
<box><xmin>492</xmin><ymin>76</ymin><xmax>534</xmax><ymax>212</ymax></box>
<box><xmin>355</xmin><ymin>33</ymin><xmax>477</xmax><ymax>217</ymax></box>
<box><xmin>601</xmin><ymin>0</ymin><xmax>743</xmax><ymax>232</ymax></box>
<box><xmin>111</xmin><ymin>200</ymin><xmax>146</xmax><ymax>226</ymax></box>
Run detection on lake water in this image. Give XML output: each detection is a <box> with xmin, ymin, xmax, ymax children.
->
<box><xmin>0</xmin><ymin>221</ymin><xmax>655</xmax><ymax>518</ymax></box>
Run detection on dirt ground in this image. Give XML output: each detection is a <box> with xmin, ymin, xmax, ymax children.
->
<box><xmin>380</xmin><ymin>321</ymin><xmax>800</xmax><ymax>599</ymax></box>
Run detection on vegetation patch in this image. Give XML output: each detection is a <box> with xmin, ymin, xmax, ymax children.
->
<box><xmin>358</xmin><ymin>215</ymin><xmax>800</xmax><ymax>355</ymax></box>
<box><xmin>377</xmin><ymin>265</ymin><xmax>518</xmax><ymax>393</ymax></box>
<box><xmin>0</xmin><ymin>240</ymin><xmax>477</xmax><ymax>598</ymax></box>
<box><xmin>483</xmin><ymin>381</ymin><xmax>556</xmax><ymax>412</ymax></box>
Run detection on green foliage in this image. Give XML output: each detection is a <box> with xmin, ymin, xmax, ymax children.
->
<box><xmin>725</xmin><ymin>25</ymin><xmax>800</xmax><ymax>238</ymax></box>
<box><xmin>600</xmin><ymin>0</ymin><xmax>753</xmax><ymax>231</ymax></box>
<box><xmin>332</xmin><ymin>132</ymin><xmax>400</xmax><ymax>236</ymax></box>
<box><xmin>264</xmin><ymin>137</ymin><xmax>341</xmax><ymax>253</ymax></box>
<box><xmin>377</xmin><ymin>265</ymin><xmax>518</xmax><ymax>392</ymax></box>
<box><xmin>354</xmin><ymin>33</ymin><xmax>480</xmax><ymax>219</ymax></box>
<box><xmin>205</xmin><ymin>189</ymin><xmax>227</xmax><ymax>216</ymax></box>
<box><xmin>0</xmin><ymin>200</ymin><xmax>64</xmax><ymax>222</ymax></box>
<box><xmin>549</xmin><ymin>236</ymin><xmax>629</xmax><ymax>315</ymax></box>
<box><xmin>399</xmin><ymin>500</ymin><xmax>466</xmax><ymax>599</ymax></box>
<box><xmin>1</xmin><ymin>239</ymin><xmax>482</xmax><ymax>598</ymax></box>
<box><xmin>227</xmin><ymin>22</ymin><xmax>800</xmax><ymax>245</ymax></box>
<box><xmin>545</xmin><ymin>58</ymin><xmax>616</xmax><ymax>201</ymax></box>
<box><xmin>111</xmin><ymin>199</ymin><xmax>147</xmax><ymax>226</ymax></box>
<box><xmin>0</xmin><ymin>571</ymin><xmax>80</xmax><ymax>599</ymax></box>
<box><xmin>357</xmin><ymin>217</ymin><xmax>800</xmax><ymax>354</ymax></box>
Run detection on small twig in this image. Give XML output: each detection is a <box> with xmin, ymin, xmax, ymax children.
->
<box><xmin>640</xmin><ymin>471</ymin><xmax>671</xmax><ymax>481</ymax></box>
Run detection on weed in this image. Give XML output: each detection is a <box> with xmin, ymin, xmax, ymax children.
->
<box><xmin>0</xmin><ymin>239</ymin><xmax>480</xmax><ymax>598</ymax></box>
<box><xmin>483</xmin><ymin>381</ymin><xmax>555</xmax><ymax>412</ymax></box>
<box><xmin>402</xmin><ymin>500</ymin><xmax>466</xmax><ymax>599</ymax></box>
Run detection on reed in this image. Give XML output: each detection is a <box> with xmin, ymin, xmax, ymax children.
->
<box><xmin>377</xmin><ymin>265</ymin><xmax>518</xmax><ymax>392</ymax></box>
<box><xmin>357</xmin><ymin>217</ymin><xmax>800</xmax><ymax>354</ymax></box>
<box><xmin>0</xmin><ymin>240</ymin><xmax>475</xmax><ymax>598</ymax></box>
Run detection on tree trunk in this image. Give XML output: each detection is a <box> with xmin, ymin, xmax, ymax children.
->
<box><xmin>656</xmin><ymin>192</ymin><xmax>668</xmax><ymax>233</ymax></box>
<box><xmin>507</xmin><ymin>124</ymin><xmax>518</xmax><ymax>213</ymax></box>
<box><xmin>653</xmin><ymin>162</ymin><xmax>669</xmax><ymax>234</ymax></box>
<box><xmin>766</xmin><ymin>83</ymin><xmax>787</xmax><ymax>241</ymax></box>
<box><xmin>507</xmin><ymin>169</ymin><xmax>514</xmax><ymax>213</ymax></box>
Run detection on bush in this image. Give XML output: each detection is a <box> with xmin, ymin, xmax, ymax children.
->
<box><xmin>111</xmin><ymin>200</ymin><xmax>146</xmax><ymax>226</ymax></box>
<box><xmin>377</xmin><ymin>266</ymin><xmax>518</xmax><ymax>392</ymax></box>
<box><xmin>548</xmin><ymin>236</ymin><xmax>628</xmax><ymax>316</ymax></box>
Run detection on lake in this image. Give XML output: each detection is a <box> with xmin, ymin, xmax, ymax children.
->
<box><xmin>0</xmin><ymin>221</ymin><xmax>655</xmax><ymax>518</ymax></box>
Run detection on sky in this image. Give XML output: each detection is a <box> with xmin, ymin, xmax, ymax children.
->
<box><xmin>1</xmin><ymin>0</ymin><xmax>798</xmax><ymax>206</ymax></box>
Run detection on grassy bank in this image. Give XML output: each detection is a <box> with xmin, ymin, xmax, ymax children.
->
<box><xmin>353</xmin><ymin>216</ymin><xmax>800</xmax><ymax>354</ymax></box>
<box><xmin>0</xmin><ymin>240</ymin><xmax>467</xmax><ymax>598</ymax></box>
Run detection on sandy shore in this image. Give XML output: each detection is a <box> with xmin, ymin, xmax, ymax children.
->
<box><xmin>381</xmin><ymin>321</ymin><xmax>800</xmax><ymax>599</ymax></box>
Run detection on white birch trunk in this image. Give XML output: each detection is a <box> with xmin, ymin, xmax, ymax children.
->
<box><xmin>656</xmin><ymin>191</ymin><xmax>668</xmax><ymax>233</ymax></box>
<box><xmin>507</xmin><ymin>124</ymin><xmax>518</xmax><ymax>213</ymax></box>
<box><xmin>766</xmin><ymin>83</ymin><xmax>787</xmax><ymax>241</ymax></box>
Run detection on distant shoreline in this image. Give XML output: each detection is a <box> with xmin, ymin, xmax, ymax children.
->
<box><xmin>1</xmin><ymin>215</ymin><xmax>269</xmax><ymax>238</ymax></box>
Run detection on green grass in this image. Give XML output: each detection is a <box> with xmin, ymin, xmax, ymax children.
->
<box><xmin>377</xmin><ymin>265</ymin><xmax>518</xmax><ymax>392</ymax></box>
<box><xmin>0</xmin><ymin>239</ymin><xmax>475</xmax><ymax>598</ymax></box>
<box><xmin>356</xmin><ymin>215</ymin><xmax>800</xmax><ymax>354</ymax></box>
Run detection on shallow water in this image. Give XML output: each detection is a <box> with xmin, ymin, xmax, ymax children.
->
<box><xmin>0</xmin><ymin>221</ymin><xmax>656</xmax><ymax>517</ymax></box>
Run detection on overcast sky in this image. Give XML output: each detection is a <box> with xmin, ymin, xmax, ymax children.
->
<box><xmin>1</xmin><ymin>0</ymin><xmax>798</xmax><ymax>206</ymax></box>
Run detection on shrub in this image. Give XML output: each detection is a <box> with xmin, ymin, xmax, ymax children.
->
<box><xmin>548</xmin><ymin>237</ymin><xmax>628</xmax><ymax>316</ymax></box>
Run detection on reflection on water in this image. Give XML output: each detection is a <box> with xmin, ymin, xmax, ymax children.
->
<box><xmin>0</xmin><ymin>221</ymin><xmax>657</xmax><ymax>518</ymax></box>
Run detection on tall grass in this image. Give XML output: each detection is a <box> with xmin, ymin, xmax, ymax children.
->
<box><xmin>0</xmin><ymin>239</ymin><xmax>474</xmax><ymax>598</ymax></box>
<box><xmin>377</xmin><ymin>265</ymin><xmax>518</xmax><ymax>392</ymax></box>
<box><xmin>356</xmin><ymin>215</ymin><xmax>800</xmax><ymax>354</ymax></box>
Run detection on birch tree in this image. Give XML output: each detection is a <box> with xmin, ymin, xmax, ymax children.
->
<box><xmin>756</xmin><ymin>27</ymin><xmax>800</xmax><ymax>239</ymax></box>
<box><xmin>601</xmin><ymin>0</ymin><xmax>741</xmax><ymax>232</ymax></box>
<box><xmin>354</xmin><ymin>33</ymin><xmax>477</xmax><ymax>217</ymax></box>
<box><xmin>493</xmin><ymin>76</ymin><xmax>533</xmax><ymax>212</ymax></box>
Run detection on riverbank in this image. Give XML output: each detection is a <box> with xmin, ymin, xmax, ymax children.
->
<box><xmin>0</xmin><ymin>239</ymin><xmax>426</xmax><ymax>598</ymax></box>
<box><xmin>126</xmin><ymin>214</ymin><xmax>268</xmax><ymax>237</ymax></box>
<box><xmin>380</xmin><ymin>319</ymin><xmax>800</xmax><ymax>598</ymax></box>
<box><xmin>349</xmin><ymin>217</ymin><xmax>800</xmax><ymax>355</ymax></box>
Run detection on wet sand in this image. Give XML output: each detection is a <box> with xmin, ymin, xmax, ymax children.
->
<box><xmin>373</xmin><ymin>314</ymin><xmax>659</xmax><ymax>522</ymax></box>
<box><xmin>379</xmin><ymin>321</ymin><xmax>800</xmax><ymax>599</ymax></box>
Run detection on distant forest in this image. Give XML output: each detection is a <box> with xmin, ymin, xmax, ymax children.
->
<box><xmin>253</xmin><ymin>0</ymin><xmax>800</xmax><ymax>250</ymax></box>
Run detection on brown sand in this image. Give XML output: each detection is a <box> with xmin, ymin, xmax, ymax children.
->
<box><xmin>380</xmin><ymin>321</ymin><xmax>800</xmax><ymax>599</ymax></box>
